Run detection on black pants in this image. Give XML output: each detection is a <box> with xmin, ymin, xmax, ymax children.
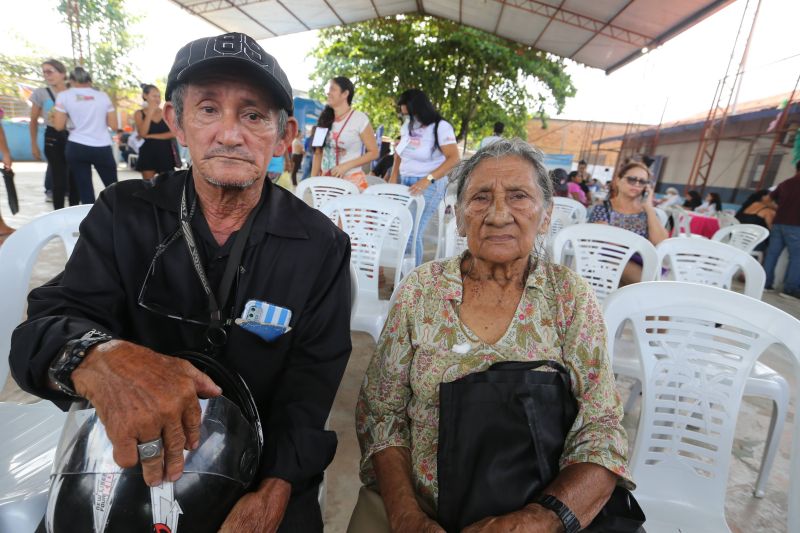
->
<box><xmin>65</xmin><ymin>141</ymin><xmax>118</xmax><ymax>204</ymax></box>
<box><xmin>44</xmin><ymin>127</ymin><xmax>79</xmax><ymax>210</ymax></box>
<box><xmin>291</xmin><ymin>153</ymin><xmax>303</xmax><ymax>186</ymax></box>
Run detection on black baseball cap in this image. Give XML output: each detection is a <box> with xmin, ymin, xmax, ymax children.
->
<box><xmin>165</xmin><ymin>32</ymin><xmax>293</xmax><ymax>114</ymax></box>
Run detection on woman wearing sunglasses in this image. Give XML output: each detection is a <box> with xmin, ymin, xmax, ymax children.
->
<box><xmin>587</xmin><ymin>161</ymin><xmax>668</xmax><ymax>284</ymax></box>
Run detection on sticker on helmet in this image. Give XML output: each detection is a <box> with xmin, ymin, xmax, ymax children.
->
<box><xmin>93</xmin><ymin>473</ymin><xmax>120</xmax><ymax>531</ymax></box>
<box><xmin>151</xmin><ymin>481</ymin><xmax>183</xmax><ymax>533</ymax></box>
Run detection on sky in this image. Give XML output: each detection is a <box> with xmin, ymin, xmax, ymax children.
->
<box><xmin>5</xmin><ymin>0</ymin><xmax>800</xmax><ymax>126</ymax></box>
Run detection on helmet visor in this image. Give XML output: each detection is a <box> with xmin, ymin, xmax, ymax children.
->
<box><xmin>52</xmin><ymin>395</ymin><xmax>260</xmax><ymax>486</ymax></box>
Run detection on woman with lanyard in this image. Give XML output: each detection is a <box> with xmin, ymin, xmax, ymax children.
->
<box><xmin>311</xmin><ymin>76</ymin><xmax>378</xmax><ymax>190</ymax></box>
<box><xmin>29</xmin><ymin>59</ymin><xmax>78</xmax><ymax>209</ymax></box>
<box><xmin>389</xmin><ymin>88</ymin><xmax>460</xmax><ymax>266</ymax></box>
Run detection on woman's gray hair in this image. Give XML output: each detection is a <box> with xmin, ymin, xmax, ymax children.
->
<box><xmin>451</xmin><ymin>138</ymin><xmax>553</xmax><ymax>210</ymax></box>
<box><xmin>69</xmin><ymin>66</ymin><xmax>92</xmax><ymax>84</ymax></box>
<box><xmin>170</xmin><ymin>82</ymin><xmax>288</xmax><ymax>139</ymax></box>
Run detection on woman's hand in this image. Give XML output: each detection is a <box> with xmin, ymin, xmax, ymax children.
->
<box><xmin>329</xmin><ymin>164</ymin><xmax>349</xmax><ymax>177</ymax></box>
<box><xmin>31</xmin><ymin>145</ymin><xmax>43</xmax><ymax>161</ymax></box>
<box><xmin>462</xmin><ymin>505</ymin><xmax>560</xmax><ymax>533</ymax></box>
<box><xmin>409</xmin><ymin>178</ymin><xmax>431</xmax><ymax>196</ymax></box>
<box><xmin>391</xmin><ymin>510</ymin><xmax>445</xmax><ymax>533</ymax></box>
<box><xmin>641</xmin><ymin>184</ymin><xmax>655</xmax><ymax>209</ymax></box>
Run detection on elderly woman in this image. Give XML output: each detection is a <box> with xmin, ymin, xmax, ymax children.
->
<box><xmin>352</xmin><ymin>139</ymin><xmax>632</xmax><ymax>533</ymax></box>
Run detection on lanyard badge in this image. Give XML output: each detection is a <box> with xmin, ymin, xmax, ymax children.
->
<box><xmin>235</xmin><ymin>299</ymin><xmax>292</xmax><ymax>342</ymax></box>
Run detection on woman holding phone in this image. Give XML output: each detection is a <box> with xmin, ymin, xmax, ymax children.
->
<box><xmin>587</xmin><ymin>161</ymin><xmax>668</xmax><ymax>284</ymax></box>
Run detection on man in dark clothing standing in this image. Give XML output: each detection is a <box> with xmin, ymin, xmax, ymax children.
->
<box><xmin>764</xmin><ymin>159</ymin><xmax>800</xmax><ymax>299</ymax></box>
<box><xmin>10</xmin><ymin>33</ymin><xmax>351</xmax><ymax>532</ymax></box>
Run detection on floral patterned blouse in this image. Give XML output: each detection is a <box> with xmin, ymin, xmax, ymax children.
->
<box><xmin>355</xmin><ymin>253</ymin><xmax>633</xmax><ymax>512</ymax></box>
<box><xmin>588</xmin><ymin>201</ymin><xmax>649</xmax><ymax>239</ymax></box>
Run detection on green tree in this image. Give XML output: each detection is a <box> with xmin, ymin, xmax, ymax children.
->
<box><xmin>57</xmin><ymin>0</ymin><xmax>141</xmax><ymax>105</ymax></box>
<box><xmin>310</xmin><ymin>15</ymin><xmax>576</xmax><ymax>146</ymax></box>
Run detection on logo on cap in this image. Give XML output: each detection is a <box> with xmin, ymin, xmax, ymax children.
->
<box><xmin>211</xmin><ymin>33</ymin><xmax>263</xmax><ymax>63</ymax></box>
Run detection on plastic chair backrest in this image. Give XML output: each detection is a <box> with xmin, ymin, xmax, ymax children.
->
<box><xmin>321</xmin><ymin>196</ymin><xmax>412</xmax><ymax>302</ymax></box>
<box><xmin>294</xmin><ymin>177</ymin><xmax>359</xmax><ymax>214</ymax></box>
<box><xmin>363</xmin><ymin>184</ymin><xmax>424</xmax><ymax>264</ymax></box>
<box><xmin>364</xmin><ymin>175</ymin><xmax>386</xmax><ymax>187</ymax></box>
<box><xmin>716</xmin><ymin>211</ymin><xmax>740</xmax><ymax>228</ymax></box>
<box><xmin>711</xmin><ymin>224</ymin><xmax>769</xmax><ymax>254</ymax></box>
<box><xmin>656</xmin><ymin>237</ymin><xmax>765</xmax><ymax>299</ymax></box>
<box><xmin>444</xmin><ymin>218</ymin><xmax>468</xmax><ymax>258</ymax></box>
<box><xmin>603</xmin><ymin>282</ymin><xmax>800</xmax><ymax>531</ymax></box>
<box><xmin>653</xmin><ymin>207</ymin><xmax>669</xmax><ymax>227</ymax></box>
<box><xmin>667</xmin><ymin>206</ymin><xmax>692</xmax><ymax>236</ymax></box>
<box><xmin>0</xmin><ymin>205</ymin><xmax>92</xmax><ymax>386</ymax></box>
<box><xmin>552</xmin><ymin>197</ymin><xmax>587</xmax><ymax>223</ymax></box>
<box><xmin>551</xmin><ymin>223</ymin><xmax>658</xmax><ymax>303</ymax></box>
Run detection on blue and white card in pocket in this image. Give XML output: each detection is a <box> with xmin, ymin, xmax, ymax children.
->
<box><xmin>235</xmin><ymin>299</ymin><xmax>292</xmax><ymax>342</ymax></box>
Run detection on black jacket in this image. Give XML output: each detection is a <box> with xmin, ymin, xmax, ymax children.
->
<box><xmin>10</xmin><ymin>171</ymin><xmax>352</xmax><ymax>491</ymax></box>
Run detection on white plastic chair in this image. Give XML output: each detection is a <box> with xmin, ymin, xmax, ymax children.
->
<box><xmin>711</xmin><ymin>224</ymin><xmax>769</xmax><ymax>255</ymax></box>
<box><xmin>552</xmin><ymin>197</ymin><xmax>587</xmax><ymax>224</ymax></box>
<box><xmin>364</xmin><ymin>175</ymin><xmax>386</xmax><ymax>187</ymax></box>
<box><xmin>363</xmin><ymin>184</ymin><xmax>424</xmax><ymax>276</ymax></box>
<box><xmin>321</xmin><ymin>196</ymin><xmax>412</xmax><ymax>343</ymax></box>
<box><xmin>653</xmin><ymin>207</ymin><xmax>669</xmax><ymax>227</ymax></box>
<box><xmin>0</xmin><ymin>205</ymin><xmax>91</xmax><ymax>532</ymax></box>
<box><xmin>443</xmin><ymin>218</ymin><xmax>468</xmax><ymax>258</ymax></box>
<box><xmin>551</xmin><ymin>223</ymin><xmax>659</xmax><ymax>303</ymax></box>
<box><xmin>294</xmin><ymin>176</ymin><xmax>360</xmax><ymax>216</ymax></box>
<box><xmin>716</xmin><ymin>210</ymin><xmax>740</xmax><ymax>229</ymax></box>
<box><xmin>656</xmin><ymin>237</ymin><xmax>766</xmax><ymax>298</ymax></box>
<box><xmin>435</xmin><ymin>192</ymin><xmax>457</xmax><ymax>260</ymax></box>
<box><xmin>642</xmin><ymin>237</ymin><xmax>784</xmax><ymax>497</ymax></box>
<box><xmin>667</xmin><ymin>206</ymin><xmax>693</xmax><ymax>237</ymax></box>
<box><xmin>604</xmin><ymin>282</ymin><xmax>800</xmax><ymax>532</ymax></box>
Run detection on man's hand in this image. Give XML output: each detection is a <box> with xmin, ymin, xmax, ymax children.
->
<box><xmin>219</xmin><ymin>478</ymin><xmax>291</xmax><ymax>533</ymax></box>
<box><xmin>71</xmin><ymin>340</ymin><xmax>221</xmax><ymax>486</ymax></box>
<box><xmin>461</xmin><ymin>504</ymin><xmax>562</xmax><ymax>533</ymax></box>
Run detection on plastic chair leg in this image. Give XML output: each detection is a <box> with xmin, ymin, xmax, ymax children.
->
<box><xmin>752</xmin><ymin>375</ymin><xmax>789</xmax><ymax>498</ymax></box>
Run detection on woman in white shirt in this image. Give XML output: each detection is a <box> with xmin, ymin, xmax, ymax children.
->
<box><xmin>53</xmin><ymin>67</ymin><xmax>118</xmax><ymax>204</ymax></box>
<box><xmin>695</xmin><ymin>192</ymin><xmax>722</xmax><ymax>215</ymax></box>
<box><xmin>311</xmin><ymin>76</ymin><xmax>378</xmax><ymax>190</ymax></box>
<box><xmin>389</xmin><ymin>89</ymin><xmax>460</xmax><ymax>265</ymax></box>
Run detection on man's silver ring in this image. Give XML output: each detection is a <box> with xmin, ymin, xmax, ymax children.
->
<box><xmin>137</xmin><ymin>438</ymin><xmax>164</xmax><ymax>461</ymax></box>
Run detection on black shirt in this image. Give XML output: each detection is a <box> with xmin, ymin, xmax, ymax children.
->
<box><xmin>10</xmin><ymin>170</ymin><xmax>352</xmax><ymax>491</ymax></box>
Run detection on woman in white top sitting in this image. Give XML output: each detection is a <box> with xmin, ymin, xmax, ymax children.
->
<box><xmin>389</xmin><ymin>89</ymin><xmax>460</xmax><ymax>266</ymax></box>
<box><xmin>694</xmin><ymin>192</ymin><xmax>722</xmax><ymax>215</ymax></box>
<box><xmin>53</xmin><ymin>67</ymin><xmax>118</xmax><ymax>204</ymax></box>
<box><xmin>311</xmin><ymin>76</ymin><xmax>378</xmax><ymax>190</ymax></box>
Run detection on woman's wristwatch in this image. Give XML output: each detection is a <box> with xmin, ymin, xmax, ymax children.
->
<box><xmin>535</xmin><ymin>494</ymin><xmax>581</xmax><ymax>533</ymax></box>
<box><xmin>426</xmin><ymin>174</ymin><xmax>436</xmax><ymax>184</ymax></box>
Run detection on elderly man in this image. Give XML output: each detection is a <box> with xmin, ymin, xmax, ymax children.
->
<box><xmin>10</xmin><ymin>33</ymin><xmax>351</xmax><ymax>532</ymax></box>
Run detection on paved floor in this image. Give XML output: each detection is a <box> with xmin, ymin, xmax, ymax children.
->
<box><xmin>2</xmin><ymin>162</ymin><xmax>798</xmax><ymax>532</ymax></box>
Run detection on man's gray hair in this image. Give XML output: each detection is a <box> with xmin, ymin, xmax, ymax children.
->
<box><xmin>451</xmin><ymin>137</ymin><xmax>553</xmax><ymax>210</ymax></box>
<box><xmin>170</xmin><ymin>82</ymin><xmax>288</xmax><ymax>139</ymax></box>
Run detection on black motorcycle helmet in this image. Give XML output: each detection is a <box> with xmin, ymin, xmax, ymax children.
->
<box><xmin>45</xmin><ymin>352</ymin><xmax>262</xmax><ymax>533</ymax></box>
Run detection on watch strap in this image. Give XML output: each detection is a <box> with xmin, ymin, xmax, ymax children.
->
<box><xmin>536</xmin><ymin>494</ymin><xmax>581</xmax><ymax>533</ymax></box>
<box><xmin>49</xmin><ymin>329</ymin><xmax>113</xmax><ymax>397</ymax></box>
<box><xmin>426</xmin><ymin>174</ymin><xmax>436</xmax><ymax>183</ymax></box>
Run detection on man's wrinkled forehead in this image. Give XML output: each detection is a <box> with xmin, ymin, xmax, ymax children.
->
<box><xmin>184</xmin><ymin>72</ymin><xmax>277</xmax><ymax>110</ymax></box>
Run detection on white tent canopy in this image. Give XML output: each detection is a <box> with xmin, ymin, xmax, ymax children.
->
<box><xmin>169</xmin><ymin>0</ymin><xmax>734</xmax><ymax>73</ymax></box>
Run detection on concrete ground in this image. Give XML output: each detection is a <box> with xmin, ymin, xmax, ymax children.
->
<box><xmin>2</xmin><ymin>162</ymin><xmax>798</xmax><ymax>532</ymax></box>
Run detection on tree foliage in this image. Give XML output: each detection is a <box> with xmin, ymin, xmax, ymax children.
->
<box><xmin>310</xmin><ymin>15</ymin><xmax>576</xmax><ymax>145</ymax></box>
<box><xmin>57</xmin><ymin>0</ymin><xmax>141</xmax><ymax>104</ymax></box>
